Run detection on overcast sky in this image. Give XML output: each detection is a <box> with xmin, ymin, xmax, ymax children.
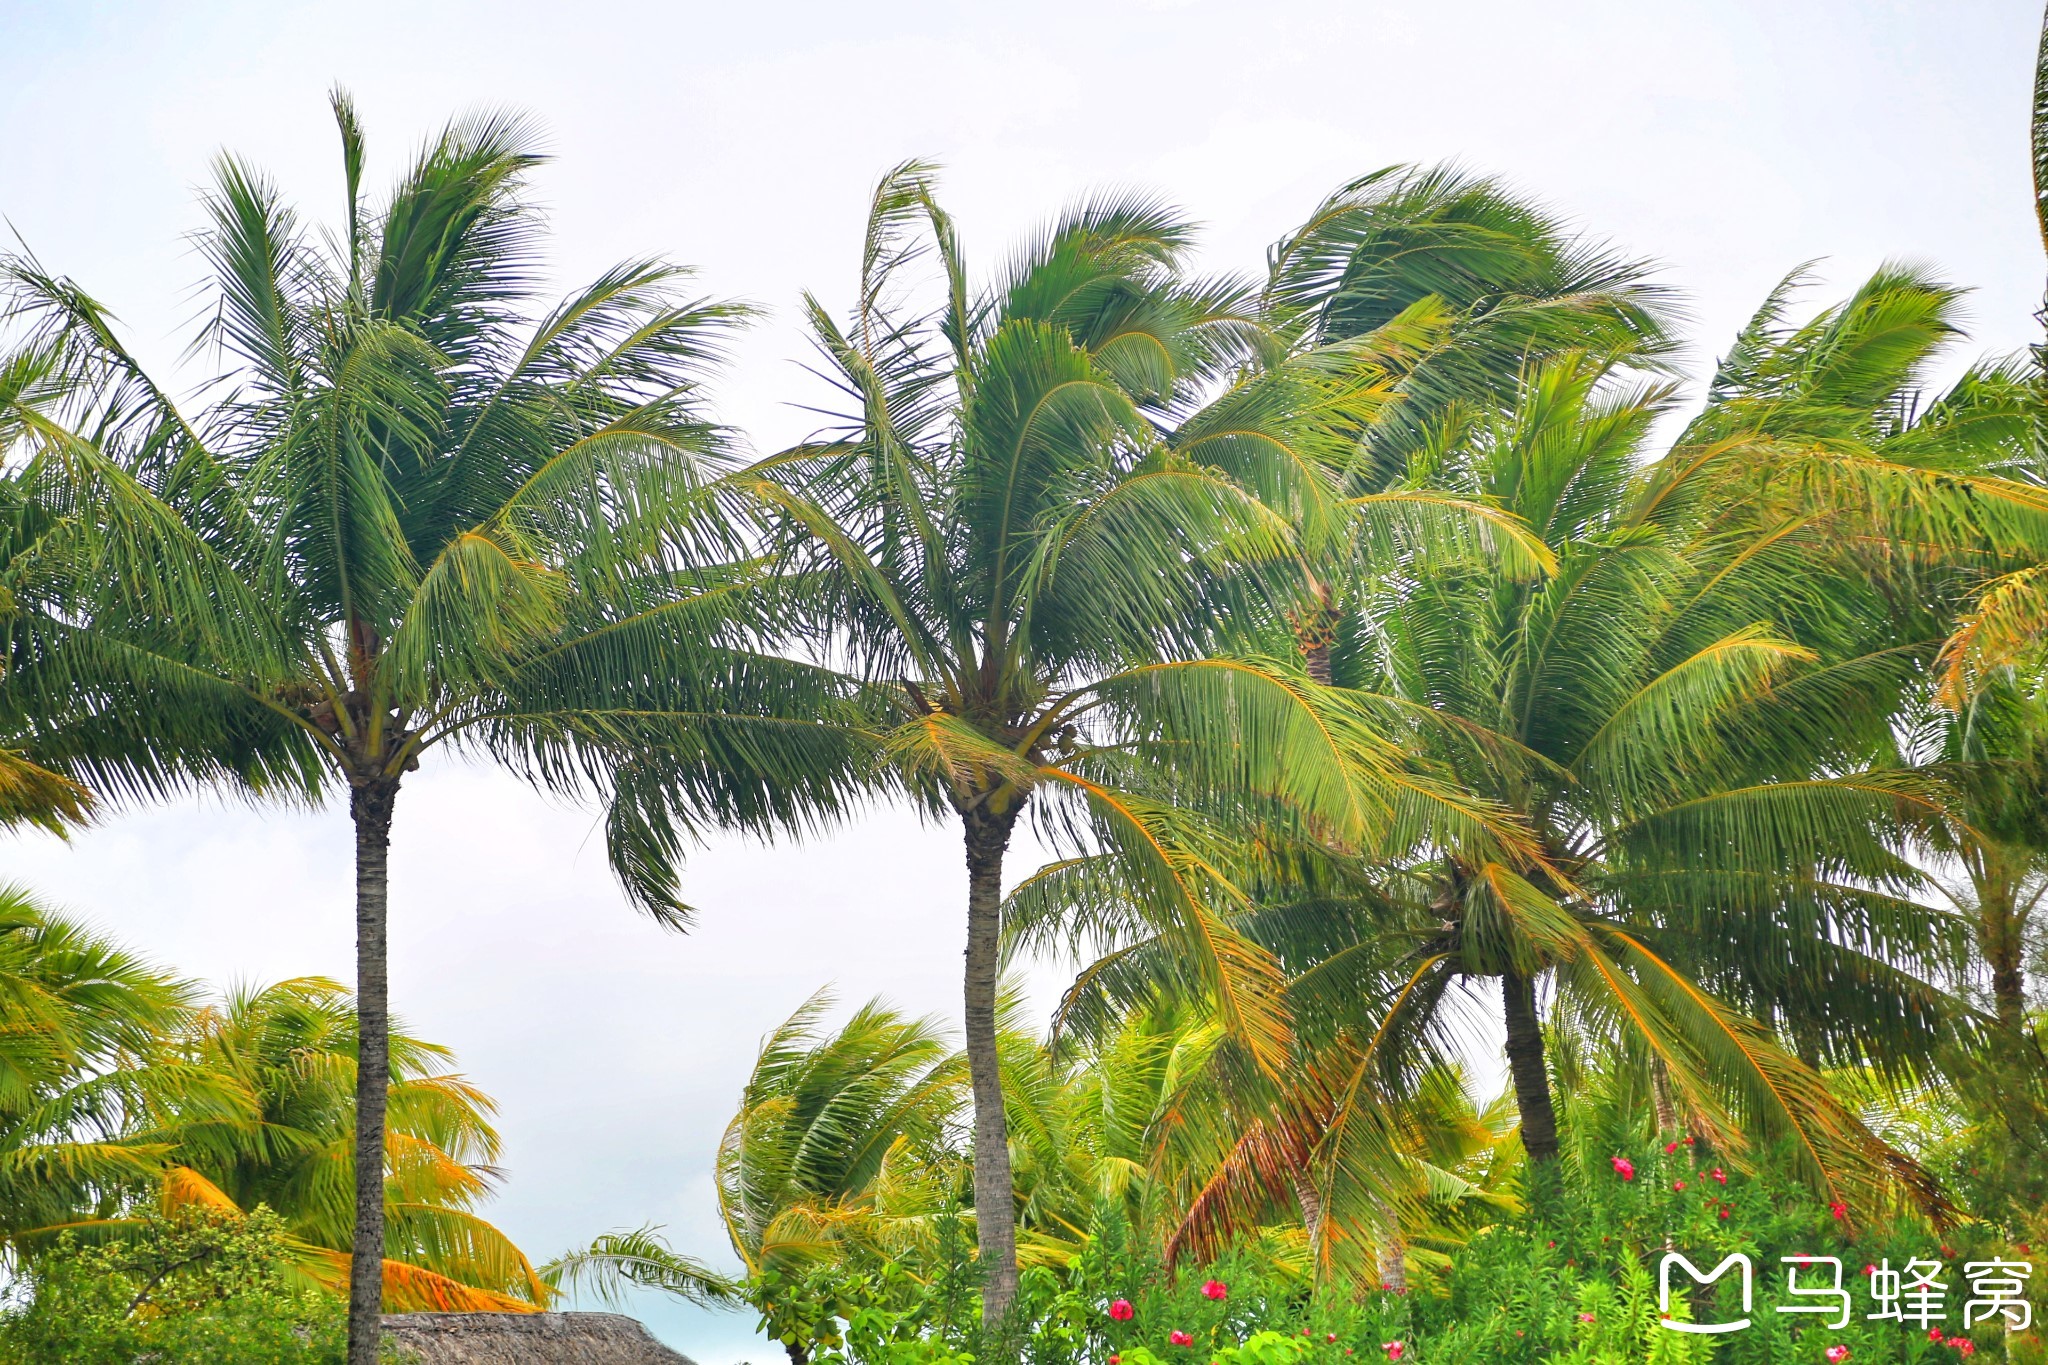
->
<box><xmin>1</xmin><ymin>1</ymin><xmax>2042</xmax><ymax>1356</ymax></box>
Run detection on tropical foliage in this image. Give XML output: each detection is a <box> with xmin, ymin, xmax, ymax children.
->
<box><xmin>0</xmin><ymin>885</ymin><xmax>547</xmax><ymax>1331</ymax></box>
<box><xmin>0</xmin><ymin>1207</ymin><xmax>352</xmax><ymax>1365</ymax></box>
<box><xmin>0</xmin><ymin>90</ymin><xmax>859</xmax><ymax>1362</ymax></box>
<box><xmin>8</xmin><ymin>15</ymin><xmax>2048</xmax><ymax>1363</ymax></box>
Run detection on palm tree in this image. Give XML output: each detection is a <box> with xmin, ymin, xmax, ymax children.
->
<box><xmin>752</xmin><ymin>164</ymin><xmax>1528</xmax><ymax>1322</ymax></box>
<box><xmin>1258</xmin><ymin>166</ymin><xmax>1676</xmax><ymax>682</ymax></box>
<box><xmin>0</xmin><ymin>889</ymin><xmax>546</xmax><ymax>1309</ymax></box>
<box><xmin>548</xmin><ymin>992</ymin><xmax>961</xmax><ymax>1363</ymax></box>
<box><xmin>1929</xmin><ymin>4</ymin><xmax>2048</xmax><ymax>687</ymax></box>
<box><xmin>0</xmin><ymin>887</ymin><xmax>200</xmax><ymax>1258</ymax></box>
<box><xmin>1894</xmin><ymin>8</ymin><xmax>2048</xmax><ymax>1039</ymax></box>
<box><xmin>1263</xmin><ymin>164</ymin><xmax>1674</xmax><ymax>492</ymax></box>
<box><xmin>1912</xmin><ymin>679</ymin><xmax>2048</xmax><ymax>1034</ymax></box>
<box><xmin>1053</xmin><ymin>314</ymin><xmax>2022</xmax><ymax>1216</ymax></box>
<box><xmin>0</xmin><ymin>352</ymin><xmax>158</xmax><ymax>831</ymax></box>
<box><xmin>716</xmin><ymin>991</ymin><xmax>964</xmax><ymax>1297</ymax></box>
<box><xmin>1</xmin><ymin>97</ymin><xmax>860</xmax><ymax>1362</ymax></box>
<box><xmin>1333</xmin><ymin>256</ymin><xmax>2048</xmax><ymax>1184</ymax></box>
<box><xmin>1372</xmin><ymin>355</ymin><xmax>1964</xmax><ymax>1174</ymax></box>
<box><xmin>160</xmin><ymin>977</ymin><xmax>547</xmax><ymax>1306</ymax></box>
<box><xmin>1683</xmin><ymin>260</ymin><xmax>2048</xmax><ymax>1045</ymax></box>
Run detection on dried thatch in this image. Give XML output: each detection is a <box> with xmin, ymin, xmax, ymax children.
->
<box><xmin>381</xmin><ymin>1311</ymin><xmax>700</xmax><ymax>1364</ymax></box>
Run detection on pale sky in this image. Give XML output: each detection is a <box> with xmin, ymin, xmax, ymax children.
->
<box><xmin>1</xmin><ymin>1</ymin><xmax>2042</xmax><ymax>1357</ymax></box>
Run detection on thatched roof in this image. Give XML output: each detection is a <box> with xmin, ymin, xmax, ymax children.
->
<box><xmin>382</xmin><ymin>1311</ymin><xmax>701</xmax><ymax>1364</ymax></box>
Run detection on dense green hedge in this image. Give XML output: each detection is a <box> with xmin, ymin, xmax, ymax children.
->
<box><xmin>762</xmin><ymin>1148</ymin><xmax>2042</xmax><ymax>1365</ymax></box>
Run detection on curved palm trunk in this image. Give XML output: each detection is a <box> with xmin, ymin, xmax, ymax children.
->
<box><xmin>1501</xmin><ymin>969</ymin><xmax>1558</xmax><ymax>1164</ymax></box>
<box><xmin>962</xmin><ymin>806</ymin><xmax>1020</xmax><ymax>1329</ymax></box>
<box><xmin>348</xmin><ymin>779</ymin><xmax>398</xmax><ymax>1365</ymax></box>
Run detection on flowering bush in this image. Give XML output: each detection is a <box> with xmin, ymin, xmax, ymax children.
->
<box><xmin>734</xmin><ymin>1146</ymin><xmax>2044</xmax><ymax>1365</ymax></box>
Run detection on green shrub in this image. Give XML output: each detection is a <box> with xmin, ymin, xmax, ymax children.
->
<box><xmin>0</xmin><ymin>1206</ymin><xmax>354</xmax><ymax>1365</ymax></box>
<box><xmin>755</xmin><ymin>1151</ymin><xmax>2042</xmax><ymax>1365</ymax></box>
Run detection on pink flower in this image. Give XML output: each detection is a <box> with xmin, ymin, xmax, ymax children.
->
<box><xmin>1576</xmin><ymin>1313</ymin><xmax>1595</xmax><ymax>1323</ymax></box>
<box><xmin>1326</xmin><ymin>1335</ymin><xmax>1338</xmax><ymax>1344</ymax></box>
<box><xmin>1382</xmin><ymin>1345</ymin><xmax>1405</xmax><ymax>1362</ymax></box>
<box><xmin>1202</xmin><ymin>1280</ymin><xmax>1228</xmax><ymax>1301</ymax></box>
<box><xmin>1861</xmin><ymin>1264</ymin><xmax>1877</xmax><ymax>1276</ymax></box>
<box><xmin>1109</xmin><ymin>1300</ymin><xmax>1135</xmax><ymax>1322</ymax></box>
<box><xmin>1718</xmin><ymin>1206</ymin><xmax>1730</xmax><ymax>1220</ymax></box>
<box><xmin>1610</xmin><ymin>1156</ymin><xmax>1636</xmax><ymax>1181</ymax></box>
<box><xmin>1171</xmin><ymin>1331</ymin><xmax>1194</xmax><ymax>1348</ymax></box>
<box><xmin>1673</xmin><ymin>1179</ymin><xmax>1686</xmax><ymax>1191</ymax></box>
<box><xmin>1825</xmin><ymin>1348</ymin><xmax>1850</xmax><ymax>1364</ymax></box>
<box><xmin>1665</xmin><ymin>1140</ymin><xmax>1680</xmax><ymax>1154</ymax></box>
<box><xmin>1683</xmin><ymin>1135</ymin><xmax>1695</xmax><ymax>1145</ymax></box>
<box><xmin>1929</xmin><ymin>1329</ymin><xmax>1944</xmax><ymax>1343</ymax></box>
<box><xmin>1110</xmin><ymin>1357</ymin><xmax>1121</xmax><ymax>1364</ymax></box>
<box><xmin>1710</xmin><ymin>1168</ymin><xmax>1726</xmax><ymax>1184</ymax></box>
<box><xmin>1829</xmin><ymin>1200</ymin><xmax>1848</xmax><ymax>1220</ymax></box>
<box><xmin>1956</xmin><ymin>1343</ymin><xmax>1976</xmax><ymax>1357</ymax></box>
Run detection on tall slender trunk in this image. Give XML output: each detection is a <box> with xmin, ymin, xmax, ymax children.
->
<box><xmin>348</xmin><ymin>779</ymin><xmax>398</xmax><ymax>1365</ymax></box>
<box><xmin>1502</xmin><ymin>969</ymin><xmax>1558</xmax><ymax>1163</ymax></box>
<box><xmin>962</xmin><ymin>806</ymin><xmax>1020</xmax><ymax>1329</ymax></box>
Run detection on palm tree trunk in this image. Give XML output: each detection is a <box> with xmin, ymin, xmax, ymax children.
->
<box><xmin>1501</xmin><ymin>969</ymin><xmax>1558</xmax><ymax>1163</ymax></box>
<box><xmin>1989</xmin><ymin>939</ymin><xmax>2028</xmax><ymax>1034</ymax></box>
<box><xmin>1303</xmin><ymin>642</ymin><xmax>1333</xmax><ymax>686</ymax></box>
<box><xmin>962</xmin><ymin>806</ymin><xmax>1020</xmax><ymax>1329</ymax></box>
<box><xmin>1287</xmin><ymin>1164</ymin><xmax>1324</xmax><ymax>1260</ymax></box>
<box><xmin>347</xmin><ymin>778</ymin><xmax>398</xmax><ymax>1365</ymax></box>
<box><xmin>1297</xmin><ymin>577</ymin><xmax>1336</xmax><ymax>685</ymax></box>
<box><xmin>1650</xmin><ymin>1054</ymin><xmax>1679</xmax><ymax>1135</ymax></box>
<box><xmin>1978</xmin><ymin>879</ymin><xmax>2029</xmax><ymax>1034</ymax></box>
<box><xmin>1374</xmin><ymin>1195</ymin><xmax>1406</xmax><ymax>1293</ymax></box>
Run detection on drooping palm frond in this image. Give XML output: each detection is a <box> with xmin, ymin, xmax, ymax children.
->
<box><xmin>541</xmin><ymin>1224</ymin><xmax>743</xmax><ymax>1309</ymax></box>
